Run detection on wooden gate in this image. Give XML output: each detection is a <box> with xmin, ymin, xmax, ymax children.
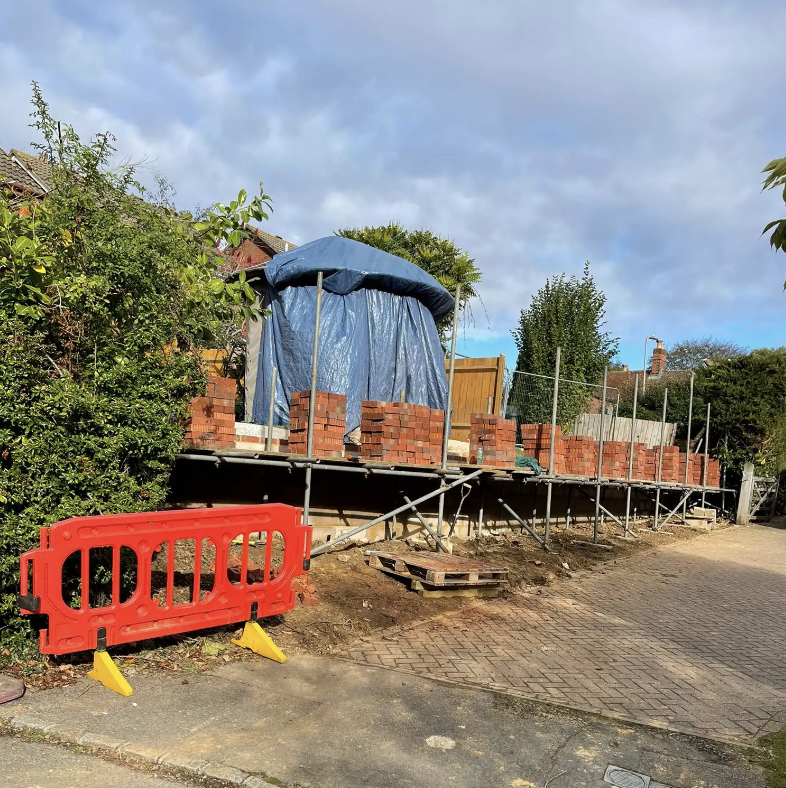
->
<box><xmin>447</xmin><ymin>356</ymin><xmax>505</xmax><ymax>441</ymax></box>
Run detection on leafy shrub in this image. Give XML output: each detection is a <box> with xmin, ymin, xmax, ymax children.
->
<box><xmin>0</xmin><ymin>87</ymin><xmax>269</xmax><ymax>654</ymax></box>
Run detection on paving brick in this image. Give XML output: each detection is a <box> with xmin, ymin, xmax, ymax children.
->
<box><xmin>344</xmin><ymin>524</ymin><xmax>786</xmax><ymax>742</ymax></box>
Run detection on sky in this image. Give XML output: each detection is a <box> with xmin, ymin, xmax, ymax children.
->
<box><xmin>1</xmin><ymin>0</ymin><xmax>784</xmax><ymax>368</ymax></box>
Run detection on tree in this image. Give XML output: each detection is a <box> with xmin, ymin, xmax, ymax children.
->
<box><xmin>762</xmin><ymin>155</ymin><xmax>786</xmax><ymax>286</ymax></box>
<box><xmin>509</xmin><ymin>262</ymin><xmax>619</xmax><ymax>427</ymax></box>
<box><xmin>0</xmin><ymin>87</ymin><xmax>270</xmax><ymax>653</ymax></box>
<box><xmin>697</xmin><ymin>349</ymin><xmax>786</xmax><ymax>474</ymax></box>
<box><xmin>335</xmin><ymin>223</ymin><xmax>481</xmax><ymax>336</ymax></box>
<box><xmin>665</xmin><ymin>337</ymin><xmax>746</xmax><ymax>370</ymax></box>
<box><xmin>616</xmin><ymin>374</ymin><xmax>700</xmax><ymax>446</ymax></box>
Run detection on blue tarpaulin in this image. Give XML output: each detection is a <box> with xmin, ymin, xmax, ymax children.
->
<box><xmin>251</xmin><ymin>236</ymin><xmax>453</xmax><ymax>437</ymax></box>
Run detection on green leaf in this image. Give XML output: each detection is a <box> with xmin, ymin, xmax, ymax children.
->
<box><xmin>209</xmin><ymin>278</ymin><xmax>225</xmax><ymax>295</ymax></box>
<box><xmin>12</xmin><ymin>237</ymin><xmax>32</xmax><ymax>252</ymax></box>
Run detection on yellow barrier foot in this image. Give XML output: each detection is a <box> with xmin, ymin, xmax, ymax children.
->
<box><xmin>232</xmin><ymin>621</ymin><xmax>286</xmax><ymax>663</ymax></box>
<box><xmin>87</xmin><ymin>650</ymin><xmax>133</xmax><ymax>697</ymax></box>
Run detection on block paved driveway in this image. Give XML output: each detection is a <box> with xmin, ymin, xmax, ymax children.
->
<box><xmin>344</xmin><ymin>524</ymin><xmax>786</xmax><ymax>743</ymax></box>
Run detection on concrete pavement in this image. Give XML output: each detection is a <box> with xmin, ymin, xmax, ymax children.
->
<box><xmin>0</xmin><ymin>655</ymin><xmax>763</xmax><ymax>788</ymax></box>
<box><xmin>1</xmin><ymin>737</ymin><xmax>193</xmax><ymax>788</ymax></box>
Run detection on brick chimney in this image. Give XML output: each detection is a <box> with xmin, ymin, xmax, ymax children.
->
<box><xmin>650</xmin><ymin>340</ymin><xmax>667</xmax><ymax>377</ymax></box>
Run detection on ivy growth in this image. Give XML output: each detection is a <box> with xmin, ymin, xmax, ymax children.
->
<box><xmin>0</xmin><ymin>87</ymin><xmax>271</xmax><ymax>655</ymax></box>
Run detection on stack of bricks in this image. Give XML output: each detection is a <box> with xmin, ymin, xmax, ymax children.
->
<box><xmin>518</xmin><ymin>424</ymin><xmax>565</xmax><ymax>473</ymax></box>
<box><xmin>600</xmin><ymin>441</ymin><xmax>649</xmax><ymax>479</ymax></box>
<box><xmin>628</xmin><ymin>443</ymin><xmax>649</xmax><ymax>479</ymax></box>
<box><xmin>469</xmin><ymin>414</ymin><xmax>517</xmax><ymax>468</ymax></box>
<box><xmin>563</xmin><ymin>435</ymin><xmax>598</xmax><ymax>477</ymax></box>
<box><xmin>701</xmin><ymin>456</ymin><xmax>721</xmax><ymax>488</ymax></box>
<box><xmin>678</xmin><ymin>452</ymin><xmax>704</xmax><ymax>486</ymax></box>
<box><xmin>601</xmin><ymin>441</ymin><xmax>631</xmax><ymax>479</ymax></box>
<box><xmin>184</xmin><ymin>376</ymin><xmax>237</xmax><ymax>449</ymax></box>
<box><xmin>288</xmin><ymin>390</ymin><xmax>346</xmax><ymax>458</ymax></box>
<box><xmin>360</xmin><ymin>401</ymin><xmax>444</xmax><ymax>465</ymax></box>
<box><xmin>643</xmin><ymin>445</ymin><xmax>680</xmax><ymax>482</ymax></box>
<box><xmin>637</xmin><ymin>448</ymin><xmax>658</xmax><ymax>481</ymax></box>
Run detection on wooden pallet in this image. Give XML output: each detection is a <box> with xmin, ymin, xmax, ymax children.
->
<box><xmin>409</xmin><ymin>581</ymin><xmax>502</xmax><ymax>599</ymax></box>
<box><xmin>368</xmin><ymin>551</ymin><xmax>508</xmax><ymax>590</ymax></box>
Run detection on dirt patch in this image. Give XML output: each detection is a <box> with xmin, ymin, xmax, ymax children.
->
<box><xmin>267</xmin><ymin>517</ymin><xmax>706</xmax><ymax>656</ymax></box>
<box><xmin>2</xmin><ymin>518</ymin><xmax>717</xmax><ymax>690</ymax></box>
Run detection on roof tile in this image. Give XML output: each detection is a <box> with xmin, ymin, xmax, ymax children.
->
<box><xmin>0</xmin><ymin>147</ymin><xmax>45</xmax><ymax>194</ymax></box>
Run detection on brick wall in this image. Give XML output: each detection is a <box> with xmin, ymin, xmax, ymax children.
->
<box><xmin>469</xmin><ymin>414</ymin><xmax>516</xmax><ymax>468</ymax></box>
<box><xmin>288</xmin><ymin>391</ymin><xmax>347</xmax><ymax>458</ymax></box>
<box><xmin>360</xmin><ymin>401</ymin><xmax>444</xmax><ymax>465</ymax></box>
<box><xmin>518</xmin><ymin>425</ymin><xmax>565</xmax><ymax>473</ymax></box>
<box><xmin>514</xmin><ymin>423</ymin><xmax>722</xmax><ymax>487</ymax></box>
<box><xmin>184</xmin><ymin>376</ymin><xmax>237</xmax><ymax>449</ymax></box>
<box><xmin>223</xmin><ymin>238</ymin><xmax>273</xmax><ymax>272</ymax></box>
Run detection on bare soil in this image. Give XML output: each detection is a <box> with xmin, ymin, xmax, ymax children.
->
<box><xmin>3</xmin><ymin>518</ymin><xmax>713</xmax><ymax>691</ymax></box>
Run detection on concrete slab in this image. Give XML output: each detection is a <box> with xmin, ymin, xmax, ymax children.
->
<box><xmin>0</xmin><ymin>737</ymin><xmax>189</xmax><ymax>788</ymax></box>
<box><xmin>0</xmin><ymin>655</ymin><xmax>763</xmax><ymax>788</ymax></box>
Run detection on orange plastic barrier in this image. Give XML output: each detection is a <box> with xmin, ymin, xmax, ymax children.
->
<box><xmin>19</xmin><ymin>505</ymin><xmax>310</xmax><ymax>656</ymax></box>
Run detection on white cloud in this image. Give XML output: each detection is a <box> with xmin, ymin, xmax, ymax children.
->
<box><xmin>1</xmin><ymin>0</ymin><xmax>785</xmax><ymax>363</ymax></box>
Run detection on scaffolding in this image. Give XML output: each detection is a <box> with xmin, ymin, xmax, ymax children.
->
<box><xmin>177</xmin><ymin>277</ymin><xmax>733</xmax><ymax>555</ymax></box>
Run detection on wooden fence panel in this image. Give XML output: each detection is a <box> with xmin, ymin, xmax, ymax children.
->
<box><xmin>572</xmin><ymin>414</ymin><xmax>676</xmax><ymax>447</ymax></box>
<box><xmin>445</xmin><ymin>356</ymin><xmax>505</xmax><ymax>441</ymax></box>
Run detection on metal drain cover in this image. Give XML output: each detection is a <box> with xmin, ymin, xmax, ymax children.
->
<box><xmin>604</xmin><ymin>765</ymin><xmax>650</xmax><ymax>788</ymax></box>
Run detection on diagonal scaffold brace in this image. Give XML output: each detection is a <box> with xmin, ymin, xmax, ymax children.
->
<box><xmin>310</xmin><ymin>469</ymin><xmax>483</xmax><ymax>556</ymax></box>
<box><xmin>401</xmin><ymin>493</ymin><xmax>451</xmax><ymax>552</ymax></box>
<box><xmin>655</xmin><ymin>488</ymin><xmax>695</xmax><ymax>531</ymax></box>
<box><xmin>647</xmin><ymin>494</ymin><xmax>690</xmax><ymax>525</ymax></box>
<box><xmin>576</xmin><ymin>485</ymin><xmax>637</xmax><ymax>538</ymax></box>
<box><xmin>497</xmin><ymin>497</ymin><xmax>550</xmax><ymax>551</ymax></box>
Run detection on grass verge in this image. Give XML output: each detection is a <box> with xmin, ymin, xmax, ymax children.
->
<box><xmin>758</xmin><ymin>728</ymin><xmax>786</xmax><ymax>787</ymax></box>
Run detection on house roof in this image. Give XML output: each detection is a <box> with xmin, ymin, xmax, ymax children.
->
<box><xmin>10</xmin><ymin>149</ymin><xmax>54</xmax><ymax>191</ymax></box>
<box><xmin>606</xmin><ymin>368</ymin><xmax>689</xmax><ymax>391</ymax></box>
<box><xmin>0</xmin><ymin>148</ymin><xmax>46</xmax><ymax>195</ymax></box>
<box><xmin>222</xmin><ymin>225</ymin><xmax>299</xmax><ymax>279</ymax></box>
<box><xmin>248</xmin><ymin>225</ymin><xmax>297</xmax><ymax>255</ymax></box>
